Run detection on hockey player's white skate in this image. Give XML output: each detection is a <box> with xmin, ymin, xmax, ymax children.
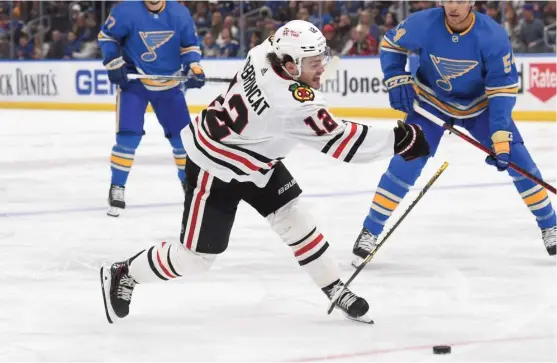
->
<box><xmin>542</xmin><ymin>226</ymin><xmax>556</xmax><ymax>256</ymax></box>
<box><xmin>107</xmin><ymin>185</ymin><xmax>125</xmax><ymax>217</ymax></box>
<box><xmin>323</xmin><ymin>279</ymin><xmax>374</xmax><ymax>324</ymax></box>
<box><xmin>100</xmin><ymin>261</ymin><xmax>137</xmax><ymax>324</ymax></box>
<box><xmin>352</xmin><ymin>228</ymin><xmax>378</xmax><ymax>268</ymax></box>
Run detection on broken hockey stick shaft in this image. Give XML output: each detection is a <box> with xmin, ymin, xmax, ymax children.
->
<box><xmin>127</xmin><ymin>74</ymin><xmax>233</xmax><ymax>83</ymax></box>
<box><xmin>327</xmin><ymin>162</ymin><xmax>449</xmax><ymax>315</ymax></box>
<box><xmin>414</xmin><ymin>102</ymin><xmax>556</xmax><ymax>195</ymax></box>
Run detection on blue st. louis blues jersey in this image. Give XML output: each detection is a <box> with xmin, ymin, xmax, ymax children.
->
<box><xmin>98</xmin><ymin>0</ymin><xmax>201</xmax><ymax>90</ymax></box>
<box><xmin>380</xmin><ymin>8</ymin><xmax>518</xmax><ymax>132</ymax></box>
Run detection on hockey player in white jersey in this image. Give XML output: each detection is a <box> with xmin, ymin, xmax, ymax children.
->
<box><xmin>100</xmin><ymin>20</ymin><xmax>429</xmax><ymax>324</ymax></box>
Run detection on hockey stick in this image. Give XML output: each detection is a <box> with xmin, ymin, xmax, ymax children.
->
<box><xmin>127</xmin><ymin>74</ymin><xmax>233</xmax><ymax>83</ymax></box>
<box><xmin>327</xmin><ymin>161</ymin><xmax>449</xmax><ymax>315</ymax></box>
<box><xmin>128</xmin><ymin>56</ymin><xmax>340</xmax><ymax>84</ymax></box>
<box><xmin>414</xmin><ymin>102</ymin><xmax>556</xmax><ymax>195</ymax></box>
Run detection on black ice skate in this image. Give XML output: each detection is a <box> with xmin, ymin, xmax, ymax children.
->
<box><xmin>100</xmin><ymin>261</ymin><xmax>137</xmax><ymax>324</ymax></box>
<box><xmin>323</xmin><ymin>279</ymin><xmax>374</xmax><ymax>324</ymax></box>
<box><xmin>542</xmin><ymin>226</ymin><xmax>556</xmax><ymax>256</ymax></box>
<box><xmin>352</xmin><ymin>228</ymin><xmax>378</xmax><ymax>268</ymax></box>
<box><xmin>107</xmin><ymin>184</ymin><xmax>125</xmax><ymax>217</ymax></box>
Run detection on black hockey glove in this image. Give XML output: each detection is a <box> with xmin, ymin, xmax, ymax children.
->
<box><xmin>393</xmin><ymin>120</ymin><xmax>430</xmax><ymax>161</ymax></box>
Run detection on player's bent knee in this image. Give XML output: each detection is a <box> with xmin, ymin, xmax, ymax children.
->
<box><xmin>116</xmin><ymin>132</ymin><xmax>143</xmax><ymax>150</ymax></box>
<box><xmin>267</xmin><ymin>198</ymin><xmax>315</xmax><ymax>245</ymax></box>
<box><xmin>168</xmin><ymin>135</ymin><xmax>184</xmax><ymax>148</ymax></box>
<box><xmin>388</xmin><ymin>154</ymin><xmax>428</xmax><ymax>186</ymax></box>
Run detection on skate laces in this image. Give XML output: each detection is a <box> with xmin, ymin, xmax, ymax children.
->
<box><xmin>111</xmin><ymin>186</ymin><xmax>125</xmax><ymax>202</ymax></box>
<box><xmin>336</xmin><ymin>290</ymin><xmax>358</xmax><ymax>311</ymax></box>
<box><xmin>117</xmin><ymin>275</ymin><xmax>136</xmax><ymax>302</ymax></box>
<box><xmin>542</xmin><ymin>226</ymin><xmax>556</xmax><ymax>248</ymax></box>
<box><xmin>328</xmin><ymin>283</ymin><xmax>357</xmax><ymax>311</ymax></box>
<box><xmin>357</xmin><ymin>231</ymin><xmax>378</xmax><ymax>253</ymax></box>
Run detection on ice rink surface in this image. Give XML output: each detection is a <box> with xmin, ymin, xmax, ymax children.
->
<box><xmin>0</xmin><ymin>110</ymin><xmax>555</xmax><ymax>362</ymax></box>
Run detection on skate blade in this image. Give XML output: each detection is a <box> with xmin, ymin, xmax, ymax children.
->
<box><xmin>107</xmin><ymin>206</ymin><xmax>122</xmax><ymax>217</ymax></box>
<box><xmin>345</xmin><ymin>312</ymin><xmax>374</xmax><ymax>325</ymax></box>
<box><xmin>100</xmin><ymin>267</ymin><xmax>116</xmax><ymax>324</ymax></box>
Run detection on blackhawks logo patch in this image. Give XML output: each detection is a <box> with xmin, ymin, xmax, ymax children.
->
<box><xmin>289</xmin><ymin>83</ymin><xmax>315</xmax><ymax>103</ymax></box>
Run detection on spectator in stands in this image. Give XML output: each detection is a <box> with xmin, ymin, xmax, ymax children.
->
<box><xmin>259</xmin><ymin>17</ymin><xmax>278</xmax><ymax>40</ymax></box>
<box><xmin>219</xmin><ymin>27</ymin><xmax>239</xmax><ymax>57</ymax></box>
<box><xmin>368</xmin><ymin>4</ymin><xmax>384</xmax><ymax>27</ymax></box>
<box><xmin>247</xmin><ymin>30</ymin><xmax>262</xmax><ymax>52</ymax></box>
<box><xmin>504</xmin><ymin>4</ymin><xmax>522</xmax><ymax>52</ymax></box>
<box><xmin>70</xmin><ymin>3</ymin><xmax>81</xmax><ymax>23</ymax></box>
<box><xmin>336</xmin><ymin>13</ymin><xmax>353</xmax><ymax>44</ymax></box>
<box><xmin>0</xmin><ymin>11</ymin><xmax>8</xmax><ymax>36</ymax></box>
<box><xmin>200</xmin><ymin>32</ymin><xmax>219</xmax><ymax>59</ymax></box>
<box><xmin>222</xmin><ymin>15</ymin><xmax>238</xmax><ymax>40</ymax></box>
<box><xmin>64</xmin><ymin>31</ymin><xmax>82</xmax><ymax>59</ymax></box>
<box><xmin>48</xmin><ymin>1</ymin><xmax>71</xmax><ymax>34</ymax></box>
<box><xmin>16</xmin><ymin>33</ymin><xmax>33</xmax><ymax>59</ymax></box>
<box><xmin>307</xmin><ymin>2</ymin><xmax>322</xmax><ymax>26</ymax></box>
<box><xmin>341</xmin><ymin>26</ymin><xmax>358</xmax><ymax>56</ymax></box>
<box><xmin>323</xmin><ymin>24</ymin><xmax>342</xmax><ymax>55</ymax></box>
<box><xmin>46</xmin><ymin>29</ymin><xmax>65</xmax><ymax>59</ymax></box>
<box><xmin>207</xmin><ymin>0</ymin><xmax>221</xmax><ymax>18</ymax></box>
<box><xmin>338</xmin><ymin>1</ymin><xmax>362</xmax><ymax>18</ymax></box>
<box><xmin>280</xmin><ymin>1</ymin><xmax>299</xmax><ymax>22</ymax></box>
<box><xmin>32</xmin><ymin>32</ymin><xmax>43</xmax><ymax>59</ymax></box>
<box><xmin>380</xmin><ymin>11</ymin><xmax>398</xmax><ymax>38</ymax></box>
<box><xmin>319</xmin><ymin>1</ymin><xmax>336</xmax><ymax>26</ymax></box>
<box><xmin>210</xmin><ymin>10</ymin><xmax>223</xmax><ymax>39</ymax></box>
<box><xmin>345</xmin><ymin>24</ymin><xmax>378</xmax><ymax>56</ymax></box>
<box><xmin>73</xmin><ymin>13</ymin><xmax>92</xmax><ymax>44</ymax></box>
<box><xmin>0</xmin><ymin>33</ymin><xmax>9</xmax><ymax>59</ymax></box>
<box><xmin>297</xmin><ymin>7</ymin><xmax>309</xmax><ymax>22</ymax></box>
<box><xmin>193</xmin><ymin>1</ymin><xmax>209</xmax><ymax>33</ymax></box>
<box><xmin>542</xmin><ymin>1</ymin><xmax>556</xmax><ymax>26</ymax></box>
<box><xmin>520</xmin><ymin>3</ymin><xmax>547</xmax><ymax>53</ymax></box>
<box><xmin>486</xmin><ymin>2</ymin><xmax>501</xmax><ymax>24</ymax></box>
<box><xmin>358</xmin><ymin>9</ymin><xmax>380</xmax><ymax>45</ymax></box>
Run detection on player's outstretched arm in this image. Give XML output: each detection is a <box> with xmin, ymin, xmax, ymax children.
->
<box><xmin>285</xmin><ymin>103</ymin><xmax>429</xmax><ymax>164</ymax></box>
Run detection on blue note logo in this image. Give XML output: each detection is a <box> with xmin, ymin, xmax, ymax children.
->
<box><xmin>430</xmin><ymin>55</ymin><xmax>478</xmax><ymax>92</ymax></box>
<box><xmin>139</xmin><ymin>31</ymin><xmax>174</xmax><ymax>62</ymax></box>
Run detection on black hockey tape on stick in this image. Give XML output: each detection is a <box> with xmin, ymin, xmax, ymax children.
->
<box><xmin>414</xmin><ymin>102</ymin><xmax>556</xmax><ymax>195</ymax></box>
<box><xmin>327</xmin><ymin>162</ymin><xmax>449</xmax><ymax>315</ymax></box>
<box><xmin>127</xmin><ymin>74</ymin><xmax>233</xmax><ymax>83</ymax></box>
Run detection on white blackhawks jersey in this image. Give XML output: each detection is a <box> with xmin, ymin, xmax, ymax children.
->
<box><xmin>181</xmin><ymin>38</ymin><xmax>395</xmax><ymax>187</ymax></box>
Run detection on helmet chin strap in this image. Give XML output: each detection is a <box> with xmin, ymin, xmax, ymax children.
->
<box><xmin>281</xmin><ymin>66</ymin><xmax>300</xmax><ymax>80</ymax></box>
<box><xmin>281</xmin><ymin>58</ymin><xmax>302</xmax><ymax>80</ymax></box>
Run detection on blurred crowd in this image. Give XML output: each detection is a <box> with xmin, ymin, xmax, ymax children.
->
<box><xmin>0</xmin><ymin>1</ymin><xmax>555</xmax><ymax>60</ymax></box>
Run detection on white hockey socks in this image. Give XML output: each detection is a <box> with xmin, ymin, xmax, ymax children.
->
<box><xmin>267</xmin><ymin>199</ymin><xmax>342</xmax><ymax>288</ymax></box>
<box><xmin>128</xmin><ymin>241</ymin><xmax>215</xmax><ymax>283</ymax></box>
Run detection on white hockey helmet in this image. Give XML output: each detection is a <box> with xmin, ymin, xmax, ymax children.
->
<box><xmin>273</xmin><ymin>20</ymin><xmax>331</xmax><ymax>79</ymax></box>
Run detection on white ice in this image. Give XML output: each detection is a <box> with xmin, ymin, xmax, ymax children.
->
<box><xmin>0</xmin><ymin>110</ymin><xmax>555</xmax><ymax>362</ymax></box>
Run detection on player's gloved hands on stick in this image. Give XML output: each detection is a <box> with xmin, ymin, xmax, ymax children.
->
<box><xmin>384</xmin><ymin>73</ymin><xmax>417</xmax><ymax>114</ymax></box>
<box><xmin>183</xmin><ymin>62</ymin><xmax>206</xmax><ymax>89</ymax></box>
<box><xmin>393</xmin><ymin>120</ymin><xmax>430</xmax><ymax>161</ymax></box>
<box><xmin>485</xmin><ymin>130</ymin><xmax>512</xmax><ymax>171</ymax></box>
<box><xmin>104</xmin><ymin>56</ymin><xmax>129</xmax><ymax>90</ymax></box>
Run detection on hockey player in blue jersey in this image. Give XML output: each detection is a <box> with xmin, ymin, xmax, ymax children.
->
<box><xmin>353</xmin><ymin>0</ymin><xmax>556</xmax><ymax>262</ymax></box>
<box><xmin>98</xmin><ymin>0</ymin><xmax>205</xmax><ymax>217</ymax></box>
